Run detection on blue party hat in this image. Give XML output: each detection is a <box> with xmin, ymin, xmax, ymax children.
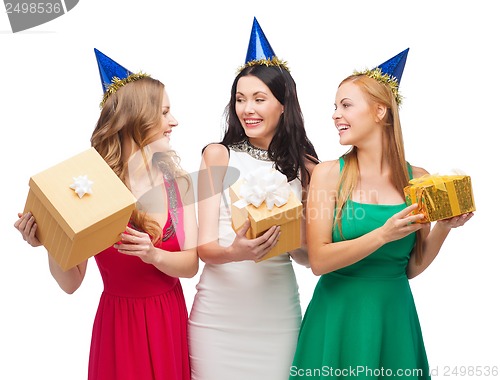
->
<box><xmin>354</xmin><ymin>48</ymin><xmax>410</xmax><ymax>105</ymax></box>
<box><xmin>375</xmin><ymin>48</ymin><xmax>409</xmax><ymax>86</ymax></box>
<box><xmin>94</xmin><ymin>48</ymin><xmax>133</xmax><ymax>93</ymax></box>
<box><xmin>239</xmin><ymin>17</ymin><xmax>289</xmax><ymax>72</ymax></box>
<box><xmin>94</xmin><ymin>48</ymin><xmax>149</xmax><ymax>107</ymax></box>
<box><xmin>245</xmin><ymin>17</ymin><xmax>276</xmax><ymax>63</ymax></box>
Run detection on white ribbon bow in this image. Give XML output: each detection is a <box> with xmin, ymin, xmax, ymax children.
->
<box><xmin>235</xmin><ymin>167</ymin><xmax>291</xmax><ymax>210</ymax></box>
<box><xmin>69</xmin><ymin>175</ymin><xmax>94</xmax><ymax>199</ymax></box>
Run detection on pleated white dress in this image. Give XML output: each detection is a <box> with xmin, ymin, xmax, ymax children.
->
<box><xmin>188</xmin><ymin>142</ymin><xmax>303</xmax><ymax>380</ymax></box>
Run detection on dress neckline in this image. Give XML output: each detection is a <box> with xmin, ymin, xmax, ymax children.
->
<box><xmin>229</xmin><ymin>140</ymin><xmax>271</xmax><ymax>162</ymax></box>
<box><xmin>349</xmin><ymin>199</ymin><xmax>405</xmax><ymax>207</ymax></box>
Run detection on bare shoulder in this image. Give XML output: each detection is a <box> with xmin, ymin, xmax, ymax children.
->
<box><xmin>202</xmin><ymin>143</ymin><xmax>229</xmax><ymax>166</ymax></box>
<box><xmin>411</xmin><ymin>165</ymin><xmax>430</xmax><ymax>179</ymax></box>
<box><xmin>314</xmin><ymin>159</ymin><xmax>340</xmax><ymax>175</ymax></box>
<box><xmin>311</xmin><ymin>159</ymin><xmax>341</xmax><ymax>187</ymax></box>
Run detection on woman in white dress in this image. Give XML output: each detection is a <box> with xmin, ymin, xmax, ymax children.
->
<box><xmin>188</xmin><ymin>18</ymin><xmax>319</xmax><ymax>380</ymax></box>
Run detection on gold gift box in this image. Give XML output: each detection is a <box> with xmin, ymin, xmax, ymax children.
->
<box><xmin>229</xmin><ymin>179</ymin><xmax>303</xmax><ymax>261</ymax></box>
<box><xmin>404</xmin><ymin>175</ymin><xmax>475</xmax><ymax>223</ymax></box>
<box><xmin>23</xmin><ymin>148</ymin><xmax>137</xmax><ymax>271</ymax></box>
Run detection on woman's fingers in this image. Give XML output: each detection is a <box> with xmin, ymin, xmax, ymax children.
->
<box><xmin>14</xmin><ymin>212</ymin><xmax>42</xmax><ymax>247</ymax></box>
<box><xmin>254</xmin><ymin>226</ymin><xmax>281</xmax><ymax>260</ymax></box>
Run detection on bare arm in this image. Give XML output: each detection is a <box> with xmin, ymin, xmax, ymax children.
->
<box><xmin>116</xmin><ymin>229</ymin><xmax>199</xmax><ymax>279</ymax></box>
<box><xmin>406</xmin><ymin>166</ymin><xmax>474</xmax><ymax>278</ymax></box>
<box><xmin>14</xmin><ymin>212</ymin><xmax>87</xmax><ymax>294</ymax></box>
<box><xmin>288</xmin><ymin>213</ymin><xmax>309</xmax><ymax>267</ymax></box>
<box><xmin>288</xmin><ymin>158</ymin><xmax>318</xmax><ymax>267</ymax></box>
<box><xmin>115</xmin><ymin>174</ymin><xmax>199</xmax><ymax>279</ymax></box>
<box><xmin>197</xmin><ymin>144</ymin><xmax>280</xmax><ymax>264</ymax></box>
<box><xmin>307</xmin><ymin>162</ymin><xmax>424</xmax><ymax>276</ymax></box>
<box><xmin>48</xmin><ymin>256</ymin><xmax>88</xmax><ymax>294</ymax></box>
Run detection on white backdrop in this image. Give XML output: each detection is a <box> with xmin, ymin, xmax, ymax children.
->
<box><xmin>1</xmin><ymin>1</ymin><xmax>498</xmax><ymax>379</ymax></box>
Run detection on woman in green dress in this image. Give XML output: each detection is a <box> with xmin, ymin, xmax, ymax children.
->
<box><xmin>289</xmin><ymin>49</ymin><xmax>474</xmax><ymax>379</ymax></box>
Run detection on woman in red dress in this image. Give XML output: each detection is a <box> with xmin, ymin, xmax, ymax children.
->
<box><xmin>14</xmin><ymin>49</ymin><xmax>198</xmax><ymax>380</ymax></box>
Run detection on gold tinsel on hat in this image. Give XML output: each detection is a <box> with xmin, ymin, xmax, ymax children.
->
<box><xmin>100</xmin><ymin>72</ymin><xmax>151</xmax><ymax>108</ymax></box>
<box><xmin>354</xmin><ymin>67</ymin><xmax>403</xmax><ymax>105</ymax></box>
<box><xmin>237</xmin><ymin>56</ymin><xmax>290</xmax><ymax>74</ymax></box>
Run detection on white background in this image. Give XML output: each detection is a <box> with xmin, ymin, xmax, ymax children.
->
<box><xmin>1</xmin><ymin>1</ymin><xmax>498</xmax><ymax>379</ymax></box>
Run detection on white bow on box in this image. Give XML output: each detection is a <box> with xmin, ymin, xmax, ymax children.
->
<box><xmin>69</xmin><ymin>175</ymin><xmax>94</xmax><ymax>199</ymax></box>
<box><xmin>233</xmin><ymin>167</ymin><xmax>291</xmax><ymax>211</ymax></box>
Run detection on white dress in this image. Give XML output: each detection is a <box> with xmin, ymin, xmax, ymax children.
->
<box><xmin>188</xmin><ymin>142</ymin><xmax>303</xmax><ymax>380</ymax></box>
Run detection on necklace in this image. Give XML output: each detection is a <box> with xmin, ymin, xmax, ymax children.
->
<box><xmin>229</xmin><ymin>139</ymin><xmax>271</xmax><ymax>161</ymax></box>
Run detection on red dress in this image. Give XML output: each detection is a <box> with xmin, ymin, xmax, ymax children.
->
<box><xmin>88</xmin><ymin>182</ymin><xmax>190</xmax><ymax>380</ymax></box>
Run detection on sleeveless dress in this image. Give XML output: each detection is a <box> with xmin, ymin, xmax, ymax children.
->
<box><xmin>290</xmin><ymin>158</ymin><xmax>430</xmax><ymax>379</ymax></box>
<box><xmin>88</xmin><ymin>179</ymin><xmax>190</xmax><ymax>380</ymax></box>
<box><xmin>188</xmin><ymin>141</ymin><xmax>303</xmax><ymax>380</ymax></box>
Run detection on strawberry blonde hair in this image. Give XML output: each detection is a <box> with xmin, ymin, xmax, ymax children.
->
<box><xmin>334</xmin><ymin>74</ymin><xmax>423</xmax><ymax>264</ymax></box>
<box><xmin>91</xmin><ymin>77</ymin><xmax>185</xmax><ymax>244</ymax></box>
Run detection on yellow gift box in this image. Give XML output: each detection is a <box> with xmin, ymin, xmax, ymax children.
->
<box><xmin>23</xmin><ymin>148</ymin><xmax>137</xmax><ymax>271</ymax></box>
<box><xmin>404</xmin><ymin>174</ymin><xmax>475</xmax><ymax>223</ymax></box>
<box><xmin>229</xmin><ymin>178</ymin><xmax>303</xmax><ymax>261</ymax></box>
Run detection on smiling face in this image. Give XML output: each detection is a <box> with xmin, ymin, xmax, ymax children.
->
<box><xmin>332</xmin><ymin>81</ymin><xmax>382</xmax><ymax>147</ymax></box>
<box><xmin>147</xmin><ymin>90</ymin><xmax>178</xmax><ymax>152</ymax></box>
<box><xmin>235</xmin><ymin>75</ymin><xmax>284</xmax><ymax>149</ymax></box>
<box><xmin>126</xmin><ymin>89</ymin><xmax>178</xmax><ymax>215</ymax></box>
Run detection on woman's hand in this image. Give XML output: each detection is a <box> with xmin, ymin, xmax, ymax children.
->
<box><xmin>379</xmin><ymin>204</ymin><xmax>426</xmax><ymax>244</ymax></box>
<box><xmin>114</xmin><ymin>226</ymin><xmax>159</xmax><ymax>264</ymax></box>
<box><xmin>230</xmin><ymin>219</ymin><xmax>281</xmax><ymax>262</ymax></box>
<box><xmin>14</xmin><ymin>212</ymin><xmax>42</xmax><ymax>247</ymax></box>
<box><xmin>436</xmin><ymin>212</ymin><xmax>474</xmax><ymax>230</ymax></box>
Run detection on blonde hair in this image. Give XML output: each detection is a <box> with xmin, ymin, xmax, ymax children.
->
<box><xmin>91</xmin><ymin>76</ymin><xmax>186</xmax><ymax>244</ymax></box>
<box><xmin>334</xmin><ymin>74</ymin><xmax>423</xmax><ymax>264</ymax></box>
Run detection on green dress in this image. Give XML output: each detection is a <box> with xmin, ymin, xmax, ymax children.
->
<box><xmin>290</xmin><ymin>158</ymin><xmax>430</xmax><ymax>379</ymax></box>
